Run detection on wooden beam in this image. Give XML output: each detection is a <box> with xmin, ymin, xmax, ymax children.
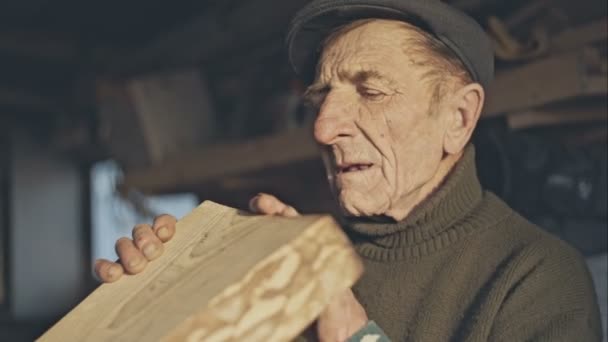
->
<box><xmin>39</xmin><ymin>201</ymin><xmax>363</xmax><ymax>341</ymax></box>
<box><xmin>198</xmin><ymin>159</ymin><xmax>333</xmax><ymax>215</ymax></box>
<box><xmin>507</xmin><ymin>103</ymin><xmax>608</xmax><ymax>130</ymax></box>
<box><xmin>121</xmin><ymin>126</ymin><xmax>320</xmax><ymax>192</ymax></box>
<box><xmin>484</xmin><ymin>48</ymin><xmax>608</xmax><ymax>117</ymax></box>
<box><xmin>552</xmin><ymin>17</ymin><xmax>608</xmax><ymax>52</ymax></box>
<box><xmin>120</xmin><ymin>125</ymin><xmax>320</xmax><ymax>194</ymax></box>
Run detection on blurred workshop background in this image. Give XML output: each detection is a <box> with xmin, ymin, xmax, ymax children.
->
<box><xmin>0</xmin><ymin>0</ymin><xmax>606</xmax><ymax>340</ymax></box>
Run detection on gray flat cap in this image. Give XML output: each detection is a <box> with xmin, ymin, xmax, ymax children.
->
<box><xmin>286</xmin><ymin>0</ymin><xmax>494</xmax><ymax>89</ymax></box>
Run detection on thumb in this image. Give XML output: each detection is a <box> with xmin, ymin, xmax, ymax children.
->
<box><xmin>249</xmin><ymin>193</ymin><xmax>300</xmax><ymax>217</ymax></box>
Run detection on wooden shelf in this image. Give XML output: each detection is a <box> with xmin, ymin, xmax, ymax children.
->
<box><xmin>484</xmin><ymin>47</ymin><xmax>608</xmax><ymax>117</ymax></box>
<box><xmin>120</xmin><ymin>125</ymin><xmax>322</xmax><ymax>195</ymax></box>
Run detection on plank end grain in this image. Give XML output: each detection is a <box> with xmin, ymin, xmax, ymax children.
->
<box><xmin>38</xmin><ymin>201</ymin><xmax>363</xmax><ymax>342</ymax></box>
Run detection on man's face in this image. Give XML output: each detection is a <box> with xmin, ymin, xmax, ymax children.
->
<box><xmin>306</xmin><ymin>20</ymin><xmax>451</xmax><ymax>219</ymax></box>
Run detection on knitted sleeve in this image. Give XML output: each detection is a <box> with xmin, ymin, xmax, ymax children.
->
<box><xmin>488</xmin><ymin>237</ymin><xmax>603</xmax><ymax>342</ymax></box>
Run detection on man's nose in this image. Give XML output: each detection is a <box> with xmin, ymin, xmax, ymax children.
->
<box><xmin>313</xmin><ymin>91</ymin><xmax>356</xmax><ymax>145</ymax></box>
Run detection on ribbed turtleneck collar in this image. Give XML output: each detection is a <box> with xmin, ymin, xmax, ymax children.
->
<box><xmin>341</xmin><ymin>145</ymin><xmax>497</xmax><ymax>261</ymax></box>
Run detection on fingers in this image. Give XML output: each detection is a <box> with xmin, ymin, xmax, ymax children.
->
<box><xmin>94</xmin><ymin>259</ymin><xmax>124</xmax><ymax>283</ymax></box>
<box><xmin>249</xmin><ymin>193</ymin><xmax>300</xmax><ymax>217</ymax></box>
<box><xmin>98</xmin><ymin>215</ymin><xmax>176</xmax><ymax>282</ymax></box>
<box><xmin>115</xmin><ymin>237</ymin><xmax>148</xmax><ymax>275</ymax></box>
<box><xmin>132</xmin><ymin>224</ymin><xmax>164</xmax><ymax>261</ymax></box>
<box><xmin>152</xmin><ymin>214</ymin><xmax>177</xmax><ymax>242</ymax></box>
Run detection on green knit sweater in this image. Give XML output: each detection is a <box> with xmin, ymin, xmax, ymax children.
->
<box><xmin>343</xmin><ymin>146</ymin><xmax>603</xmax><ymax>342</ymax></box>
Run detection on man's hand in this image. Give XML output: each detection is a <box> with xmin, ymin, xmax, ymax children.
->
<box><xmin>248</xmin><ymin>192</ymin><xmax>300</xmax><ymax>217</ymax></box>
<box><xmin>94</xmin><ymin>214</ymin><xmax>177</xmax><ymax>283</ymax></box>
<box><xmin>317</xmin><ymin>289</ymin><xmax>369</xmax><ymax>342</ymax></box>
<box><xmin>94</xmin><ymin>193</ymin><xmax>296</xmax><ymax>283</ymax></box>
<box><xmin>252</xmin><ymin>194</ymin><xmax>368</xmax><ymax>342</ymax></box>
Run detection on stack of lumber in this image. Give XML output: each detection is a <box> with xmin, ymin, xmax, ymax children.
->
<box><xmin>483</xmin><ymin>3</ymin><xmax>607</xmax><ymax>130</ymax></box>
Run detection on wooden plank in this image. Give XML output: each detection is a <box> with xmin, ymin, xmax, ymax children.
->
<box><xmin>552</xmin><ymin>18</ymin><xmax>608</xmax><ymax>52</ymax></box>
<box><xmin>97</xmin><ymin>69</ymin><xmax>218</xmax><ymax>168</ymax></box>
<box><xmin>126</xmin><ymin>70</ymin><xmax>218</xmax><ymax>164</ymax></box>
<box><xmin>484</xmin><ymin>48</ymin><xmax>607</xmax><ymax>117</ymax></box>
<box><xmin>120</xmin><ymin>126</ymin><xmax>320</xmax><ymax>194</ymax></box>
<box><xmin>507</xmin><ymin>104</ymin><xmax>608</xmax><ymax>130</ymax></box>
<box><xmin>39</xmin><ymin>201</ymin><xmax>362</xmax><ymax>342</ymax></box>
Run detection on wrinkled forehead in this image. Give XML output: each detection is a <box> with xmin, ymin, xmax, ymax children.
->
<box><xmin>315</xmin><ymin>19</ymin><xmax>424</xmax><ymax>83</ymax></box>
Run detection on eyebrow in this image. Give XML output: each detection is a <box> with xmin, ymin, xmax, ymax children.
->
<box><xmin>345</xmin><ymin>69</ymin><xmax>397</xmax><ymax>87</ymax></box>
<box><xmin>304</xmin><ymin>68</ymin><xmax>398</xmax><ymax>98</ymax></box>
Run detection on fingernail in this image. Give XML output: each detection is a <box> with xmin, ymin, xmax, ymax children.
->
<box><xmin>285</xmin><ymin>206</ymin><xmax>299</xmax><ymax>217</ymax></box>
<box><xmin>108</xmin><ymin>265</ymin><xmax>120</xmax><ymax>279</ymax></box>
<box><xmin>157</xmin><ymin>226</ymin><xmax>170</xmax><ymax>240</ymax></box>
<box><xmin>128</xmin><ymin>257</ymin><xmax>142</xmax><ymax>268</ymax></box>
<box><xmin>143</xmin><ymin>244</ymin><xmax>157</xmax><ymax>259</ymax></box>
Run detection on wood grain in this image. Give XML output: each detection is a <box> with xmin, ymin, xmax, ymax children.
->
<box><xmin>38</xmin><ymin>201</ymin><xmax>362</xmax><ymax>342</ymax></box>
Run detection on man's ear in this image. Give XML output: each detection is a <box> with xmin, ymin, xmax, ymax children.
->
<box><xmin>443</xmin><ymin>83</ymin><xmax>485</xmax><ymax>155</ymax></box>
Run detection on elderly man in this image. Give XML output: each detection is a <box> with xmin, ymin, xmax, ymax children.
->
<box><xmin>95</xmin><ymin>0</ymin><xmax>602</xmax><ymax>341</ymax></box>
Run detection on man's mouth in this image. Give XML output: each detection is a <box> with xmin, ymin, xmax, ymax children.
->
<box><xmin>338</xmin><ymin>163</ymin><xmax>374</xmax><ymax>174</ymax></box>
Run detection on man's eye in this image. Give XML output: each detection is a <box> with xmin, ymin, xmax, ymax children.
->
<box><xmin>359</xmin><ymin>87</ymin><xmax>386</xmax><ymax>101</ymax></box>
